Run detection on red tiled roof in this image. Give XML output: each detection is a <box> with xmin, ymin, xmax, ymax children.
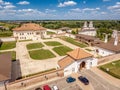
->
<box><xmin>12</xmin><ymin>23</ymin><xmax>46</xmax><ymax>31</ymax></box>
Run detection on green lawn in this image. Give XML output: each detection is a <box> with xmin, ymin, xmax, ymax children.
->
<box><xmin>29</xmin><ymin>49</ymin><xmax>56</xmax><ymax>60</ymax></box>
<box><xmin>44</xmin><ymin>41</ymin><xmax>62</xmax><ymax>46</ymax></box>
<box><xmin>0</xmin><ymin>31</ymin><xmax>13</xmax><ymax>37</ymax></box>
<box><xmin>99</xmin><ymin>60</ymin><xmax>120</xmax><ymax>79</ymax></box>
<box><xmin>47</xmin><ymin>31</ymin><xmax>55</xmax><ymax>35</ymax></box>
<box><xmin>19</xmin><ymin>39</ymin><xmax>32</xmax><ymax>42</ymax></box>
<box><xmin>0</xmin><ymin>41</ymin><xmax>16</xmax><ymax>50</ymax></box>
<box><xmin>60</xmin><ymin>36</ymin><xmax>87</xmax><ymax>48</ymax></box>
<box><xmin>53</xmin><ymin>46</ymin><xmax>72</xmax><ymax>56</ymax></box>
<box><xmin>27</xmin><ymin>43</ymin><xmax>44</xmax><ymax>50</ymax></box>
<box><xmin>0</xmin><ymin>51</ymin><xmax>16</xmax><ymax>61</ymax></box>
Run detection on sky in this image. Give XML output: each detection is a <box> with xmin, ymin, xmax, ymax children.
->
<box><xmin>0</xmin><ymin>0</ymin><xmax>120</xmax><ymax>20</ymax></box>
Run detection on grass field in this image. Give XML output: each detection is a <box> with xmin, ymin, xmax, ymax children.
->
<box><xmin>0</xmin><ymin>51</ymin><xmax>16</xmax><ymax>61</ymax></box>
<box><xmin>0</xmin><ymin>41</ymin><xmax>16</xmax><ymax>50</ymax></box>
<box><xmin>44</xmin><ymin>41</ymin><xmax>62</xmax><ymax>46</ymax></box>
<box><xmin>47</xmin><ymin>31</ymin><xmax>56</xmax><ymax>35</ymax></box>
<box><xmin>60</xmin><ymin>36</ymin><xmax>87</xmax><ymax>48</ymax></box>
<box><xmin>29</xmin><ymin>49</ymin><xmax>56</xmax><ymax>60</ymax></box>
<box><xmin>0</xmin><ymin>31</ymin><xmax>13</xmax><ymax>37</ymax></box>
<box><xmin>99</xmin><ymin>60</ymin><xmax>120</xmax><ymax>79</ymax></box>
<box><xmin>27</xmin><ymin>43</ymin><xmax>44</xmax><ymax>50</ymax></box>
<box><xmin>53</xmin><ymin>46</ymin><xmax>72</xmax><ymax>56</ymax></box>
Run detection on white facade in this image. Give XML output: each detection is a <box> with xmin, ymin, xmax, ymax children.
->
<box><xmin>63</xmin><ymin>57</ymin><xmax>97</xmax><ymax>76</ymax></box>
<box><xmin>94</xmin><ymin>46</ymin><xmax>115</xmax><ymax>56</ymax></box>
<box><xmin>13</xmin><ymin>30</ymin><xmax>47</xmax><ymax>40</ymax></box>
<box><xmin>78</xmin><ymin>30</ymin><xmax>96</xmax><ymax>36</ymax></box>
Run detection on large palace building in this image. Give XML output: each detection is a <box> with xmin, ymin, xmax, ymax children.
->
<box><xmin>12</xmin><ymin>23</ymin><xmax>47</xmax><ymax>41</ymax></box>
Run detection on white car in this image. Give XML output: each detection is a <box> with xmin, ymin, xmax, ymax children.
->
<box><xmin>52</xmin><ymin>85</ymin><xmax>59</xmax><ymax>90</ymax></box>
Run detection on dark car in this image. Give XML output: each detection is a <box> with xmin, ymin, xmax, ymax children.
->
<box><xmin>66</xmin><ymin>76</ymin><xmax>76</xmax><ymax>83</ymax></box>
<box><xmin>43</xmin><ymin>85</ymin><xmax>51</xmax><ymax>90</ymax></box>
<box><xmin>35</xmin><ymin>87</ymin><xmax>42</xmax><ymax>90</ymax></box>
<box><xmin>78</xmin><ymin>76</ymin><xmax>89</xmax><ymax>85</ymax></box>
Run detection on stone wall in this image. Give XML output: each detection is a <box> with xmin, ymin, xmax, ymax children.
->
<box><xmin>7</xmin><ymin>69</ymin><xmax>63</xmax><ymax>90</ymax></box>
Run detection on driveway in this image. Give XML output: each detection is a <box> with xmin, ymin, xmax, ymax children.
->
<box><xmin>80</xmin><ymin>69</ymin><xmax>120</xmax><ymax>90</ymax></box>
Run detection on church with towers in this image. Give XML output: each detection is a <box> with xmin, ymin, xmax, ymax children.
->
<box><xmin>78</xmin><ymin>21</ymin><xmax>96</xmax><ymax>36</ymax></box>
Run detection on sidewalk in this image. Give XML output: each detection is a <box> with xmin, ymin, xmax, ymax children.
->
<box><xmin>91</xmin><ymin>67</ymin><xmax>120</xmax><ymax>88</ymax></box>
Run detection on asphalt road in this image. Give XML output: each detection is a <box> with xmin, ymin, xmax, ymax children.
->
<box><xmin>80</xmin><ymin>70</ymin><xmax>120</xmax><ymax>90</ymax></box>
<box><xmin>28</xmin><ymin>77</ymin><xmax>82</xmax><ymax>90</ymax></box>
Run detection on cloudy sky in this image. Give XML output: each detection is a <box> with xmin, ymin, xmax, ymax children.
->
<box><xmin>0</xmin><ymin>0</ymin><xmax>120</xmax><ymax>20</ymax></box>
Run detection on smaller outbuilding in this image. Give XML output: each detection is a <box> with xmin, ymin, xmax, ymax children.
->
<box><xmin>57</xmin><ymin>48</ymin><xmax>97</xmax><ymax>76</ymax></box>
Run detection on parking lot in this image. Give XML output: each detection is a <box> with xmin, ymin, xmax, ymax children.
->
<box><xmin>29</xmin><ymin>77</ymin><xmax>82</xmax><ymax>90</ymax></box>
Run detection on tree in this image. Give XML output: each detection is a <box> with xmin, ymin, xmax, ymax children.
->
<box><xmin>96</xmin><ymin>28</ymin><xmax>113</xmax><ymax>40</ymax></box>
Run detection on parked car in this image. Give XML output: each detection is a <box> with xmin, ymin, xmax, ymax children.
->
<box><xmin>66</xmin><ymin>76</ymin><xmax>76</xmax><ymax>83</ymax></box>
<box><xmin>78</xmin><ymin>76</ymin><xmax>89</xmax><ymax>85</ymax></box>
<box><xmin>43</xmin><ymin>85</ymin><xmax>51</xmax><ymax>90</ymax></box>
<box><xmin>52</xmin><ymin>85</ymin><xmax>59</xmax><ymax>90</ymax></box>
<box><xmin>35</xmin><ymin>87</ymin><xmax>42</xmax><ymax>90</ymax></box>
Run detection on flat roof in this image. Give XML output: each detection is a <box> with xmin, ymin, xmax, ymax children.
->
<box><xmin>0</xmin><ymin>53</ymin><xmax>12</xmax><ymax>81</ymax></box>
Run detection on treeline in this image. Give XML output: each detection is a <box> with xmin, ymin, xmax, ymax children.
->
<box><xmin>40</xmin><ymin>20</ymin><xmax>120</xmax><ymax>30</ymax></box>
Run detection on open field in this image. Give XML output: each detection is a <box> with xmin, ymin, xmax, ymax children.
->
<box><xmin>0</xmin><ymin>31</ymin><xmax>13</xmax><ymax>37</ymax></box>
<box><xmin>60</xmin><ymin>36</ymin><xmax>87</xmax><ymax>48</ymax></box>
<box><xmin>27</xmin><ymin>43</ymin><xmax>44</xmax><ymax>50</ymax></box>
<box><xmin>29</xmin><ymin>49</ymin><xmax>56</xmax><ymax>60</ymax></box>
<box><xmin>99</xmin><ymin>60</ymin><xmax>120</xmax><ymax>79</ymax></box>
<box><xmin>0</xmin><ymin>51</ymin><xmax>16</xmax><ymax>61</ymax></box>
<box><xmin>53</xmin><ymin>46</ymin><xmax>72</xmax><ymax>56</ymax></box>
<box><xmin>0</xmin><ymin>41</ymin><xmax>16</xmax><ymax>50</ymax></box>
<box><xmin>44</xmin><ymin>41</ymin><xmax>62</xmax><ymax>46</ymax></box>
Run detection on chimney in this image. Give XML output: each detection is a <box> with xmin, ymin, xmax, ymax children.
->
<box><xmin>114</xmin><ymin>35</ymin><xmax>118</xmax><ymax>46</ymax></box>
<box><xmin>104</xmin><ymin>34</ymin><xmax>108</xmax><ymax>43</ymax></box>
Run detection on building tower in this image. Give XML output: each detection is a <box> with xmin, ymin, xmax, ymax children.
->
<box><xmin>114</xmin><ymin>34</ymin><xmax>118</xmax><ymax>46</ymax></box>
<box><xmin>83</xmin><ymin>21</ymin><xmax>89</xmax><ymax>30</ymax></box>
<box><xmin>89</xmin><ymin>21</ymin><xmax>95</xmax><ymax>29</ymax></box>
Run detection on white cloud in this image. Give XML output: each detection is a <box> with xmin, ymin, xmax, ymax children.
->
<box><xmin>17</xmin><ymin>1</ymin><xmax>30</xmax><ymax>5</ymax></box>
<box><xmin>101</xmin><ymin>12</ymin><xmax>107</xmax><ymax>14</ymax></box>
<box><xmin>0</xmin><ymin>0</ymin><xmax>16</xmax><ymax>9</ymax></box>
<box><xmin>71</xmin><ymin>8</ymin><xmax>81</xmax><ymax>12</ymax></box>
<box><xmin>58</xmin><ymin>1</ymin><xmax>77</xmax><ymax>7</ymax></box>
<box><xmin>108</xmin><ymin>2</ymin><xmax>120</xmax><ymax>9</ymax></box>
<box><xmin>4</xmin><ymin>4</ymin><xmax>16</xmax><ymax>9</ymax></box>
<box><xmin>83</xmin><ymin>7</ymin><xmax>100</xmax><ymax>11</ymax></box>
<box><xmin>103</xmin><ymin>0</ymin><xmax>111</xmax><ymax>2</ymax></box>
<box><xmin>108</xmin><ymin>2</ymin><xmax>120</xmax><ymax>13</ymax></box>
<box><xmin>45</xmin><ymin>9</ymin><xmax>56</xmax><ymax>13</ymax></box>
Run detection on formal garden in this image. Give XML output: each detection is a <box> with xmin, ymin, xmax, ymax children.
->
<box><xmin>53</xmin><ymin>46</ymin><xmax>72</xmax><ymax>56</ymax></box>
<box><xmin>99</xmin><ymin>60</ymin><xmax>120</xmax><ymax>79</ymax></box>
<box><xmin>0</xmin><ymin>41</ymin><xmax>16</xmax><ymax>50</ymax></box>
<box><xmin>60</xmin><ymin>36</ymin><xmax>87</xmax><ymax>48</ymax></box>
<box><xmin>27</xmin><ymin>43</ymin><xmax>44</xmax><ymax>50</ymax></box>
<box><xmin>29</xmin><ymin>49</ymin><xmax>56</xmax><ymax>60</ymax></box>
<box><xmin>44</xmin><ymin>41</ymin><xmax>62</xmax><ymax>46</ymax></box>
